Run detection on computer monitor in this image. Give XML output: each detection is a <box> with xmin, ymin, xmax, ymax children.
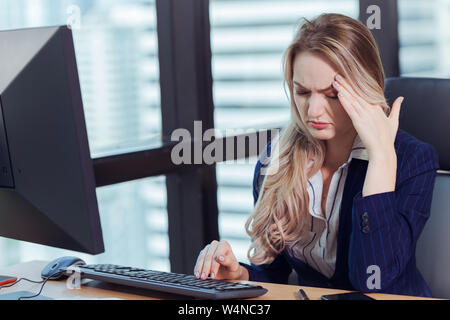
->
<box><xmin>0</xmin><ymin>26</ymin><xmax>104</xmax><ymax>254</ymax></box>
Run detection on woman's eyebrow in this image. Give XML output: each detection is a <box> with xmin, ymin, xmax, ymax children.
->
<box><xmin>293</xmin><ymin>81</ymin><xmax>334</xmax><ymax>92</ymax></box>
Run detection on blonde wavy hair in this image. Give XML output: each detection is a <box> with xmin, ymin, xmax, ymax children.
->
<box><xmin>245</xmin><ymin>13</ymin><xmax>390</xmax><ymax>265</ymax></box>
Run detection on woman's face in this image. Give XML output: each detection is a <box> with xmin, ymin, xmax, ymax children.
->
<box><xmin>292</xmin><ymin>51</ymin><xmax>354</xmax><ymax>141</ymax></box>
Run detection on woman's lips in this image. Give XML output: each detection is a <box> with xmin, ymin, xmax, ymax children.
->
<box><xmin>309</xmin><ymin>121</ymin><xmax>329</xmax><ymax>129</ymax></box>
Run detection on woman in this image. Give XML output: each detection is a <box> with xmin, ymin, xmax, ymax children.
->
<box><xmin>193</xmin><ymin>13</ymin><xmax>439</xmax><ymax>297</ymax></box>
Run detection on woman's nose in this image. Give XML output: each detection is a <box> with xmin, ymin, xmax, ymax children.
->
<box><xmin>307</xmin><ymin>95</ymin><xmax>327</xmax><ymax>118</ymax></box>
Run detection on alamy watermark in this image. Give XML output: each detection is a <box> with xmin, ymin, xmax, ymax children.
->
<box><xmin>170</xmin><ymin>121</ymin><xmax>280</xmax><ymax>175</ymax></box>
<box><xmin>65</xmin><ymin>266</ymin><xmax>82</xmax><ymax>290</ymax></box>
<box><xmin>66</xmin><ymin>4</ymin><xmax>81</xmax><ymax>30</ymax></box>
<box><xmin>366</xmin><ymin>265</ymin><xmax>381</xmax><ymax>290</ymax></box>
<box><xmin>365</xmin><ymin>5</ymin><xmax>381</xmax><ymax>30</ymax></box>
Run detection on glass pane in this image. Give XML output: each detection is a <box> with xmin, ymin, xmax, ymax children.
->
<box><xmin>210</xmin><ymin>0</ymin><xmax>359</xmax><ymax>264</ymax></box>
<box><xmin>0</xmin><ymin>176</ymin><xmax>170</xmax><ymax>272</ymax></box>
<box><xmin>0</xmin><ymin>0</ymin><xmax>161</xmax><ymax>156</ymax></box>
<box><xmin>398</xmin><ymin>0</ymin><xmax>450</xmax><ymax>77</ymax></box>
<box><xmin>0</xmin><ymin>0</ymin><xmax>169</xmax><ymax>272</ymax></box>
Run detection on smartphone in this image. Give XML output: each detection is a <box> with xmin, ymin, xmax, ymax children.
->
<box><xmin>321</xmin><ymin>292</ymin><xmax>375</xmax><ymax>300</ymax></box>
<box><xmin>0</xmin><ymin>275</ymin><xmax>18</xmax><ymax>286</ymax></box>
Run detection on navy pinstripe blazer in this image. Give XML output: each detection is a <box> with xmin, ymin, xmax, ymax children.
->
<box><xmin>240</xmin><ymin>129</ymin><xmax>440</xmax><ymax>297</ymax></box>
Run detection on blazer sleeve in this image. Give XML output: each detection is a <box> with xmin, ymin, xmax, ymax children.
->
<box><xmin>348</xmin><ymin>142</ymin><xmax>440</xmax><ymax>292</ymax></box>
<box><xmin>240</xmin><ymin>141</ymin><xmax>293</xmax><ymax>284</ymax></box>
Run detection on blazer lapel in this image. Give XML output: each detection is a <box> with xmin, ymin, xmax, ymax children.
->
<box><xmin>331</xmin><ymin>158</ymin><xmax>368</xmax><ymax>288</ymax></box>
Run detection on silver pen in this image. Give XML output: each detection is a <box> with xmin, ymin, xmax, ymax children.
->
<box><xmin>298</xmin><ymin>288</ymin><xmax>310</xmax><ymax>300</ymax></box>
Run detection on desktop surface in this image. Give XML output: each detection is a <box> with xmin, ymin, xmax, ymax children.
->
<box><xmin>0</xmin><ymin>261</ymin><xmax>439</xmax><ymax>300</ymax></box>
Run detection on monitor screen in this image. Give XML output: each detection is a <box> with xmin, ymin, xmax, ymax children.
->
<box><xmin>0</xmin><ymin>26</ymin><xmax>104</xmax><ymax>254</ymax></box>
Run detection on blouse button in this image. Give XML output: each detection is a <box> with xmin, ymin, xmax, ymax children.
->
<box><xmin>362</xmin><ymin>225</ymin><xmax>371</xmax><ymax>234</ymax></box>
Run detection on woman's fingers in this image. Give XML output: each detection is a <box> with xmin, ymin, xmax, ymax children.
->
<box><xmin>193</xmin><ymin>240</ymin><xmax>239</xmax><ymax>280</ymax></box>
<box><xmin>332</xmin><ymin>74</ymin><xmax>405</xmax><ymax>159</ymax></box>
<box><xmin>199</xmin><ymin>240</ymin><xmax>219</xmax><ymax>279</ymax></box>
<box><xmin>334</xmin><ymin>74</ymin><xmax>368</xmax><ymax>109</ymax></box>
<box><xmin>389</xmin><ymin>96</ymin><xmax>404</xmax><ymax>122</ymax></box>
<box><xmin>194</xmin><ymin>245</ymin><xmax>208</xmax><ymax>278</ymax></box>
<box><xmin>334</xmin><ymin>82</ymin><xmax>360</xmax><ymax>121</ymax></box>
<box><xmin>210</xmin><ymin>241</ymin><xmax>228</xmax><ymax>279</ymax></box>
<box><xmin>211</xmin><ymin>241</ymin><xmax>237</xmax><ymax>279</ymax></box>
<box><xmin>194</xmin><ymin>242</ymin><xmax>216</xmax><ymax>279</ymax></box>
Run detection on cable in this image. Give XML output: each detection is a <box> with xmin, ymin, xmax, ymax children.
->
<box><xmin>17</xmin><ymin>277</ymin><xmax>51</xmax><ymax>300</ymax></box>
<box><xmin>0</xmin><ymin>272</ymin><xmax>59</xmax><ymax>300</ymax></box>
<box><xmin>1</xmin><ymin>266</ymin><xmax>82</xmax><ymax>300</ymax></box>
<box><xmin>0</xmin><ymin>278</ymin><xmax>22</xmax><ymax>289</ymax></box>
<box><xmin>0</xmin><ymin>277</ymin><xmax>45</xmax><ymax>290</ymax></box>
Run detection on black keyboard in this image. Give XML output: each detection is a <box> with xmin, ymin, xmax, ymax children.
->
<box><xmin>62</xmin><ymin>264</ymin><xmax>268</xmax><ymax>300</ymax></box>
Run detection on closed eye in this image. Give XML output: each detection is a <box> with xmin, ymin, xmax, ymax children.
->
<box><xmin>295</xmin><ymin>91</ymin><xmax>338</xmax><ymax>99</ymax></box>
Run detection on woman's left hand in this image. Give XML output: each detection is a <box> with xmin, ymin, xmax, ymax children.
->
<box><xmin>333</xmin><ymin>74</ymin><xmax>404</xmax><ymax>161</ymax></box>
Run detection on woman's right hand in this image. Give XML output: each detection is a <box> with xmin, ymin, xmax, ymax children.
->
<box><xmin>193</xmin><ymin>240</ymin><xmax>249</xmax><ymax>281</ymax></box>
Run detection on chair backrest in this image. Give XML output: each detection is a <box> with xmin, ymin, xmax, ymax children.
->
<box><xmin>415</xmin><ymin>175</ymin><xmax>450</xmax><ymax>299</ymax></box>
<box><xmin>385</xmin><ymin>77</ymin><xmax>450</xmax><ymax>299</ymax></box>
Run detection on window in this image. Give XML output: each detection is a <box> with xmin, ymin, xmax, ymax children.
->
<box><xmin>0</xmin><ymin>0</ymin><xmax>169</xmax><ymax>271</ymax></box>
<box><xmin>210</xmin><ymin>0</ymin><xmax>359</xmax><ymax>263</ymax></box>
<box><xmin>398</xmin><ymin>0</ymin><xmax>450</xmax><ymax>77</ymax></box>
<box><xmin>0</xmin><ymin>0</ymin><xmax>161</xmax><ymax>155</ymax></box>
<box><xmin>1</xmin><ymin>177</ymin><xmax>169</xmax><ymax>271</ymax></box>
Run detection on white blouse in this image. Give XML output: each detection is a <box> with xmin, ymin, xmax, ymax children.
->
<box><xmin>286</xmin><ymin>134</ymin><xmax>369</xmax><ymax>279</ymax></box>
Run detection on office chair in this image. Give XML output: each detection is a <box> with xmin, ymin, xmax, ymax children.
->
<box><xmin>385</xmin><ymin>77</ymin><xmax>450</xmax><ymax>299</ymax></box>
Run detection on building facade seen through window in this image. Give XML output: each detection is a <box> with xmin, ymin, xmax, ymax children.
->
<box><xmin>0</xmin><ymin>0</ymin><xmax>169</xmax><ymax>272</ymax></box>
<box><xmin>398</xmin><ymin>0</ymin><xmax>450</xmax><ymax>77</ymax></box>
